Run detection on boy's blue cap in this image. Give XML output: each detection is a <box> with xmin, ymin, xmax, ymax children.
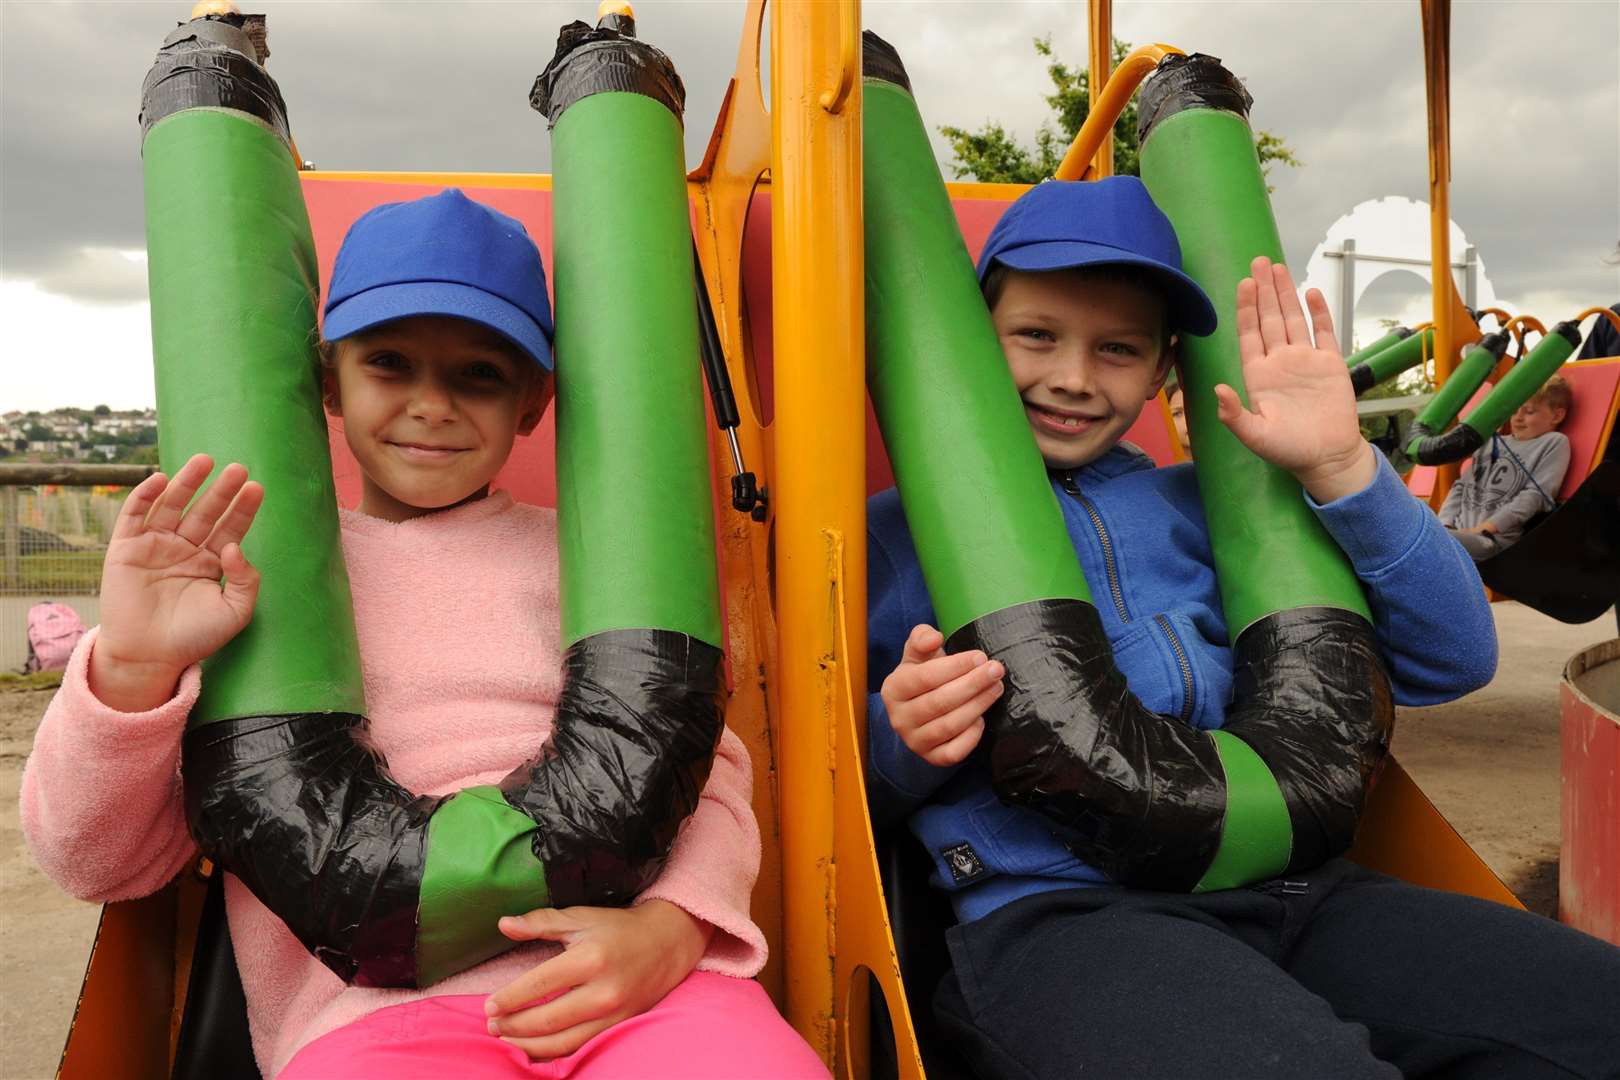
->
<box><xmin>976</xmin><ymin>177</ymin><xmax>1218</xmax><ymax>337</ymax></box>
<box><xmin>323</xmin><ymin>188</ymin><xmax>554</xmax><ymax>370</ymax></box>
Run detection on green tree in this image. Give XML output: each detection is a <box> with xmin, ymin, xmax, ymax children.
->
<box><xmin>93</xmin><ymin>404</ymin><xmax>112</xmax><ymax>416</ymax></box>
<box><xmin>941</xmin><ymin>38</ymin><xmax>1301</xmax><ymax>187</ymax></box>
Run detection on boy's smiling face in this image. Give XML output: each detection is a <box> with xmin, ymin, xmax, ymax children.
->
<box><xmin>991</xmin><ymin>268</ymin><xmax>1174</xmax><ymax>471</ymax></box>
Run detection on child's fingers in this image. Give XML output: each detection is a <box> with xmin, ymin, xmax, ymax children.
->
<box><xmin>176</xmin><ymin>463</ymin><xmax>247</xmax><ymax>546</ymax></box>
<box><xmin>915</xmin><ymin>684</ymin><xmax>1003</xmax><ymax>762</ymax></box>
<box><xmin>485</xmin><ymin>948</ymin><xmax>591</xmax><ymax>1018</ymax></box>
<box><xmin>204</xmin><ymin>481</ymin><xmax>265</xmax><ymax>555</ymax></box>
<box><xmin>885</xmin><ymin>649</ymin><xmax>989</xmax><ymax>706</ymax></box>
<box><xmin>110</xmin><ymin>472</ymin><xmax>170</xmax><ymax>541</ymax></box>
<box><xmin>1234</xmin><ymin>277</ymin><xmax>1264</xmax><ymax>365</ymax></box>
<box><xmin>495</xmin><ymin>982</ymin><xmax>613</xmax><ymax>1042</ymax></box>
<box><xmin>926</xmin><ymin>716</ymin><xmax>986</xmax><ymax>768</ymax></box>
<box><xmin>1271</xmin><ymin>262</ymin><xmax>1309</xmax><ymax>346</ymax></box>
<box><xmin>497</xmin><ymin>908</ymin><xmax>578</xmax><ymax>944</ymax></box>
<box><xmin>906</xmin><ymin>660</ymin><xmax>1004</xmax><ymax>729</ymax></box>
<box><xmin>503</xmin><ymin>1018</ymin><xmax>616</xmax><ymax>1064</ymax></box>
<box><xmin>144</xmin><ymin>453</ymin><xmax>213</xmax><ymax>534</ymax></box>
<box><xmin>1305</xmin><ymin>289</ymin><xmax>1339</xmax><ymax>356</ymax></box>
<box><xmin>1250</xmin><ymin>256</ymin><xmax>1286</xmax><ymax>354</ymax></box>
<box><xmin>899</xmin><ymin>624</ymin><xmax>945</xmax><ymax>665</ymax></box>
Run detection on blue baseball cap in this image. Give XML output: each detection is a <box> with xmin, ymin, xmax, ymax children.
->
<box><xmin>976</xmin><ymin>177</ymin><xmax>1218</xmax><ymax>337</ymax></box>
<box><xmin>323</xmin><ymin>188</ymin><xmax>554</xmax><ymax>370</ymax></box>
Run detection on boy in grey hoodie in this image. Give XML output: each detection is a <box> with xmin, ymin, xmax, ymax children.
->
<box><xmin>1439</xmin><ymin>375</ymin><xmax>1573</xmax><ymax>559</ymax></box>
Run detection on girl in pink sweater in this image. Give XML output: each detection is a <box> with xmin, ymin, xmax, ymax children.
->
<box><xmin>21</xmin><ymin>191</ymin><xmax>827</xmax><ymax>1079</ymax></box>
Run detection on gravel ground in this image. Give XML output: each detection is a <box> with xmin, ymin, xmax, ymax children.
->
<box><xmin>0</xmin><ymin>602</ymin><xmax>1611</xmax><ymax>1079</ymax></box>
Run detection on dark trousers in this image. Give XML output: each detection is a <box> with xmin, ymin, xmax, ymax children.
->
<box><xmin>934</xmin><ymin>860</ymin><xmax>1620</xmax><ymax>1079</ymax></box>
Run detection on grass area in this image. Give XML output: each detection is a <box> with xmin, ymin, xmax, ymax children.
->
<box><xmin>0</xmin><ymin>550</ymin><xmax>104</xmax><ymax>593</ymax></box>
<box><xmin>0</xmin><ymin>670</ymin><xmax>64</xmax><ymax>692</ymax></box>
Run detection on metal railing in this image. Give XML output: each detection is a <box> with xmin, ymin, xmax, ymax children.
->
<box><xmin>0</xmin><ymin>464</ymin><xmax>156</xmax><ymax>672</ymax></box>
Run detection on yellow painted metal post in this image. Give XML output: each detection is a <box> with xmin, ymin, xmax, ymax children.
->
<box><xmin>1087</xmin><ymin>0</ymin><xmax>1114</xmax><ymax>178</ymax></box>
<box><xmin>771</xmin><ymin>0</ymin><xmax>864</xmax><ymax>1065</ymax></box>
<box><xmin>1422</xmin><ymin>0</ymin><xmax>1461</xmax><ymax>507</ymax></box>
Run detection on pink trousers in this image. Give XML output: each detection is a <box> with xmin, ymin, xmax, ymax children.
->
<box><xmin>279</xmin><ymin>971</ymin><xmax>830</xmax><ymax>1079</ymax></box>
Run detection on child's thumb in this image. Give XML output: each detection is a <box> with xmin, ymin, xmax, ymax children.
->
<box><xmin>220</xmin><ymin>543</ymin><xmax>261</xmax><ymax>623</ymax></box>
<box><xmin>1213</xmin><ymin>384</ymin><xmax>1257</xmax><ymax>443</ymax></box>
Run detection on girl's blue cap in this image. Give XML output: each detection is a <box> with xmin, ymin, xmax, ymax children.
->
<box><xmin>975</xmin><ymin>177</ymin><xmax>1218</xmax><ymax>337</ymax></box>
<box><xmin>323</xmin><ymin>189</ymin><xmax>555</xmax><ymax>370</ymax></box>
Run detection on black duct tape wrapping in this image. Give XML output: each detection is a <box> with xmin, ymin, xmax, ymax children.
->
<box><xmin>1349</xmin><ymin>363</ymin><xmax>1379</xmax><ymax>397</ymax></box>
<box><xmin>1224</xmin><ymin>608</ymin><xmax>1395</xmax><ymax>871</ymax></box>
<box><xmin>1137</xmin><ymin>52</ymin><xmax>1252</xmax><ymax>145</ymax></box>
<box><xmin>948</xmin><ymin>599</ymin><xmax>1227</xmax><ymax>890</ymax></box>
<box><xmin>862</xmin><ymin>31</ymin><xmax>913</xmax><ymax>93</ymax></box>
<box><xmin>529</xmin><ymin>20</ymin><xmax>685</xmax><ymax>126</ymax></box>
<box><xmin>502</xmin><ymin>629</ymin><xmax>726</xmax><ymax>909</ymax></box>
<box><xmin>182</xmin><ymin>713</ymin><xmax>441</xmax><ymax>987</ymax></box>
<box><xmin>139</xmin><ymin>16</ymin><xmax>289</xmax><ymax>142</ymax></box>
<box><xmin>1407</xmin><ymin>421</ymin><xmax>1486</xmax><ymax>466</ymax></box>
<box><xmin>952</xmin><ymin>601</ymin><xmax>1393</xmax><ymax>889</ymax></box>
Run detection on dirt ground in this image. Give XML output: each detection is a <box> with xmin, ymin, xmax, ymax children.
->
<box><xmin>0</xmin><ymin>602</ymin><xmax>1613</xmax><ymax>1079</ymax></box>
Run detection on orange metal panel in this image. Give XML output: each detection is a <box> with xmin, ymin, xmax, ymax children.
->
<box><xmin>1348</xmin><ymin>756</ymin><xmax>1523</xmax><ymax>909</ymax></box>
<box><xmin>1559</xmin><ymin>641</ymin><xmax>1620</xmax><ymax>944</ymax></box>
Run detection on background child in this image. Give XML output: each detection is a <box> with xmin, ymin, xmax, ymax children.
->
<box><xmin>1167</xmin><ymin>380</ymin><xmax>1192</xmax><ymax>458</ymax></box>
<box><xmin>867</xmin><ymin>178</ymin><xmax>1620</xmax><ymax>1079</ymax></box>
<box><xmin>1438</xmin><ymin>374</ymin><xmax>1573</xmax><ymax>560</ymax></box>
<box><xmin>21</xmin><ymin>190</ymin><xmax>826</xmax><ymax>1079</ymax></box>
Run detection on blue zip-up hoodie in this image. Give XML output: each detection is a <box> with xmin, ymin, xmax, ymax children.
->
<box><xmin>867</xmin><ymin>444</ymin><xmax>1497</xmax><ymax>925</ymax></box>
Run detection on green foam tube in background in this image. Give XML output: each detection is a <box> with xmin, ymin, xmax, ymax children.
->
<box><xmin>1462</xmin><ymin>325</ymin><xmax>1580</xmax><ymax>439</ymax></box>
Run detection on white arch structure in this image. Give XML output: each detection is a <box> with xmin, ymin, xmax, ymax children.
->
<box><xmin>1301</xmin><ymin>196</ymin><xmax>1505</xmax><ymax>356</ymax></box>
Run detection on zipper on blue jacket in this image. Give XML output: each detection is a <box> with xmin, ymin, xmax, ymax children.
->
<box><xmin>1154</xmin><ymin>614</ymin><xmax>1196</xmax><ymax>723</ymax></box>
<box><xmin>1059</xmin><ymin>473</ymin><xmax>1131</xmax><ymax>624</ymax></box>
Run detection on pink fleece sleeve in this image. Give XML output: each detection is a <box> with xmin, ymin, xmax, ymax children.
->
<box><xmin>635</xmin><ymin>726</ymin><xmax>768</xmax><ymax>977</ymax></box>
<box><xmin>19</xmin><ymin>627</ymin><xmax>201</xmax><ymax>902</ymax></box>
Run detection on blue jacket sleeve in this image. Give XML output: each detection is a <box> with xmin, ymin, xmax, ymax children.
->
<box><xmin>866</xmin><ymin>502</ymin><xmax>968</xmax><ymax>829</ymax></box>
<box><xmin>1306</xmin><ymin>452</ymin><xmax>1498</xmax><ymax>704</ymax></box>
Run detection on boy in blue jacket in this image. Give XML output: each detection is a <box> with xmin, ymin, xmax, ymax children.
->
<box><xmin>868</xmin><ymin>178</ymin><xmax>1620</xmax><ymax>1079</ymax></box>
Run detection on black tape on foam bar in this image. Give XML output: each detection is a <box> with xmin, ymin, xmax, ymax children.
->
<box><xmin>502</xmin><ymin>629</ymin><xmax>725</xmax><ymax>909</ymax></box>
<box><xmin>139</xmin><ymin>16</ymin><xmax>289</xmax><ymax>141</ymax></box>
<box><xmin>1224</xmin><ymin>608</ymin><xmax>1394</xmax><ymax>871</ymax></box>
<box><xmin>862</xmin><ymin>31</ymin><xmax>913</xmax><ymax>93</ymax></box>
<box><xmin>949</xmin><ymin>599</ymin><xmax>1227</xmax><ymax>891</ymax></box>
<box><xmin>1407</xmin><ymin>422</ymin><xmax>1486</xmax><ymax>466</ymax></box>
<box><xmin>529</xmin><ymin>20</ymin><xmax>686</xmax><ymax>126</ymax></box>
<box><xmin>182</xmin><ymin>713</ymin><xmax>441</xmax><ymax>987</ymax></box>
<box><xmin>1137</xmin><ymin>53</ymin><xmax>1252</xmax><ymax>144</ymax></box>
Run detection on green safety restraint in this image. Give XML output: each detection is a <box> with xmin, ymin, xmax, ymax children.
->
<box><xmin>862</xmin><ymin>36</ymin><xmax>1394</xmax><ymax>892</ymax></box>
<box><xmin>143</xmin><ymin>11</ymin><xmax>722</xmax><ymax>988</ymax></box>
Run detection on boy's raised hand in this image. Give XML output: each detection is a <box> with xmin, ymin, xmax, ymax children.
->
<box><xmin>89</xmin><ymin>453</ymin><xmax>264</xmax><ymax>712</ymax></box>
<box><xmin>1215</xmin><ymin>256</ymin><xmax>1376</xmax><ymax>503</ymax></box>
<box><xmin>881</xmin><ymin>624</ymin><xmax>1004</xmax><ymax>767</ymax></box>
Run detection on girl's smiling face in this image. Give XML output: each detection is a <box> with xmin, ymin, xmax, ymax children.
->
<box><xmin>325</xmin><ymin>315</ymin><xmax>550</xmax><ymax>522</ymax></box>
<box><xmin>991</xmin><ymin>269</ymin><xmax>1174</xmax><ymax>471</ymax></box>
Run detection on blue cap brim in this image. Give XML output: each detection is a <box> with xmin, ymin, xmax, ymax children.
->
<box><xmin>987</xmin><ymin>239</ymin><xmax>1218</xmax><ymax>337</ymax></box>
<box><xmin>323</xmin><ymin>280</ymin><xmax>554</xmax><ymax>370</ymax></box>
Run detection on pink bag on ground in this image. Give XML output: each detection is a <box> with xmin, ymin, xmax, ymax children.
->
<box><xmin>24</xmin><ymin>602</ymin><xmax>87</xmax><ymax>673</ymax></box>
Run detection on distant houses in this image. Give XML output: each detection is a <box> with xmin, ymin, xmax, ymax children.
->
<box><xmin>2</xmin><ymin>407</ymin><xmax>158</xmax><ymax>463</ymax></box>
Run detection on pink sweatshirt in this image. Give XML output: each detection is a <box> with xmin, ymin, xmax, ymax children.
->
<box><xmin>20</xmin><ymin>492</ymin><xmax>766</xmax><ymax>1077</ymax></box>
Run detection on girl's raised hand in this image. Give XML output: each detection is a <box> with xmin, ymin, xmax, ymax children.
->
<box><xmin>1215</xmin><ymin>256</ymin><xmax>1376</xmax><ymax>503</ymax></box>
<box><xmin>89</xmin><ymin>453</ymin><xmax>264</xmax><ymax>712</ymax></box>
<box><xmin>484</xmin><ymin>901</ymin><xmax>712</xmax><ymax>1061</ymax></box>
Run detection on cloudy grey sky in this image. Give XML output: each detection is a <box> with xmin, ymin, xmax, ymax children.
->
<box><xmin>3</xmin><ymin>0</ymin><xmax>1616</xmax><ymax>410</ymax></box>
